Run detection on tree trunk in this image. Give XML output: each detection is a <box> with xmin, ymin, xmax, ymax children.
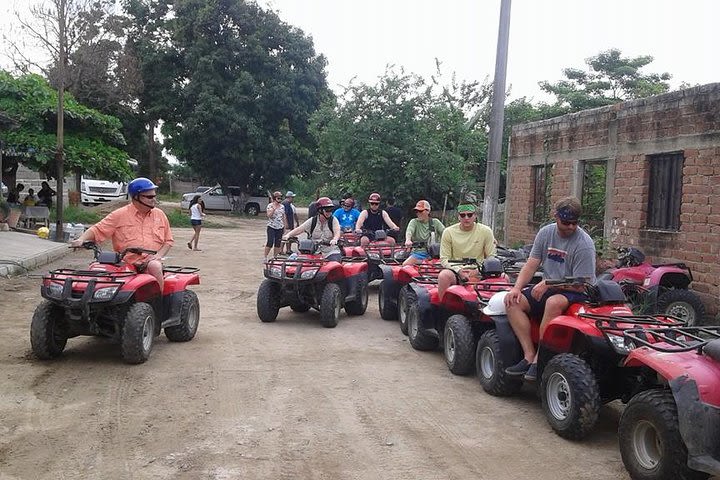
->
<box><xmin>147</xmin><ymin>119</ymin><xmax>156</xmax><ymax>182</ymax></box>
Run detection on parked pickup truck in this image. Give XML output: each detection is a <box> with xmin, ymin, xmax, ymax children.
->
<box><xmin>180</xmin><ymin>185</ymin><xmax>269</xmax><ymax>215</ymax></box>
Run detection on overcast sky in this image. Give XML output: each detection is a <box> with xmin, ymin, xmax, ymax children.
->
<box><xmin>260</xmin><ymin>0</ymin><xmax>720</xmax><ymax>101</ymax></box>
<box><xmin>1</xmin><ymin>0</ymin><xmax>718</xmax><ymax>102</ymax></box>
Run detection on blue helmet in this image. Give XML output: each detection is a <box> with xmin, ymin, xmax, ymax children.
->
<box><xmin>128</xmin><ymin>177</ymin><xmax>158</xmax><ymax>198</ymax></box>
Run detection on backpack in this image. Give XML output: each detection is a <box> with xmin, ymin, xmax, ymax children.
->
<box><xmin>310</xmin><ymin>214</ymin><xmax>334</xmax><ymax>238</ymax></box>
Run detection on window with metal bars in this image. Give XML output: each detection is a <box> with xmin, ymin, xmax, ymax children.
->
<box><xmin>647</xmin><ymin>153</ymin><xmax>683</xmax><ymax>231</ymax></box>
<box><xmin>532</xmin><ymin>164</ymin><xmax>552</xmax><ymax>223</ymax></box>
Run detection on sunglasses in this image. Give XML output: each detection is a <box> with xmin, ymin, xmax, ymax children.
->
<box><xmin>141</xmin><ymin>194</ymin><xmax>157</xmax><ymax>199</ymax></box>
<box><xmin>274</xmin><ymin>196</ymin><xmax>282</xmax><ymax>200</ymax></box>
<box><xmin>560</xmin><ymin>219</ymin><xmax>578</xmax><ymax>226</ymax></box>
<box><xmin>369</xmin><ymin>202</ymin><xmax>380</xmax><ymax>206</ymax></box>
<box><xmin>414</xmin><ymin>209</ymin><xmax>428</xmax><ymax>213</ymax></box>
<box><xmin>458</xmin><ymin>212</ymin><xmax>475</xmax><ymax>218</ymax></box>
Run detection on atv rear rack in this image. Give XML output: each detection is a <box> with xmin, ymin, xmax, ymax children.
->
<box><xmin>163</xmin><ymin>266</ymin><xmax>200</xmax><ymax>274</ymax></box>
<box><xmin>623</xmin><ymin>325</ymin><xmax>720</xmax><ymax>353</ymax></box>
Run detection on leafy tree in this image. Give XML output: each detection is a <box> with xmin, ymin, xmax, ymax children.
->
<box><xmin>161</xmin><ymin>0</ymin><xmax>332</xmax><ymax>193</ymax></box>
<box><xmin>539</xmin><ymin>48</ymin><xmax>672</xmax><ymax>112</ymax></box>
<box><xmin>0</xmin><ymin>71</ymin><xmax>132</xmax><ymax>187</ymax></box>
<box><xmin>311</xmin><ymin>67</ymin><xmax>491</xmax><ymax>209</ymax></box>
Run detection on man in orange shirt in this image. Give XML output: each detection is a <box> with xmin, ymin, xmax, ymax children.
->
<box><xmin>70</xmin><ymin>178</ymin><xmax>174</xmax><ymax>290</ymax></box>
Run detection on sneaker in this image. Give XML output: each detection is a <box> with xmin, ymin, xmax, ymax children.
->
<box><xmin>524</xmin><ymin>363</ymin><xmax>538</xmax><ymax>382</ymax></box>
<box><xmin>505</xmin><ymin>358</ymin><xmax>530</xmax><ymax>376</ymax></box>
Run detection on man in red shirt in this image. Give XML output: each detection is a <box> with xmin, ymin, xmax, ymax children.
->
<box><xmin>70</xmin><ymin>178</ymin><xmax>174</xmax><ymax>290</ymax></box>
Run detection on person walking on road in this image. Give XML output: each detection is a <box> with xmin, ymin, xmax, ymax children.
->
<box><xmin>188</xmin><ymin>195</ymin><xmax>205</xmax><ymax>251</ymax></box>
<box><xmin>264</xmin><ymin>191</ymin><xmax>287</xmax><ymax>260</ymax></box>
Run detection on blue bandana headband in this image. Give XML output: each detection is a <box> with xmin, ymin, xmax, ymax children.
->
<box><xmin>557</xmin><ymin>206</ymin><xmax>579</xmax><ymax>222</ymax></box>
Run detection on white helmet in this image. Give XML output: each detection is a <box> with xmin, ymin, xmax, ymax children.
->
<box><xmin>482</xmin><ymin>291</ymin><xmax>509</xmax><ymax>316</ymax></box>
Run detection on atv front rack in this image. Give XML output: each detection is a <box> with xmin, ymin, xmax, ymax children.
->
<box><xmin>264</xmin><ymin>257</ymin><xmax>327</xmax><ymax>282</ymax></box>
<box><xmin>46</xmin><ymin>268</ymin><xmax>136</xmax><ymax>281</ymax></box>
<box><xmin>623</xmin><ymin>325</ymin><xmax>720</xmax><ymax>353</ymax></box>
<box><xmin>364</xmin><ymin>244</ymin><xmax>412</xmax><ymax>263</ymax></box>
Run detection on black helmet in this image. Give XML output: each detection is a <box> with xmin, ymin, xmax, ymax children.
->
<box><xmin>481</xmin><ymin>257</ymin><xmax>503</xmax><ymax>277</ymax></box>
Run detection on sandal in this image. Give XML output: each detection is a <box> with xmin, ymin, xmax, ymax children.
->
<box><xmin>187</xmin><ymin>242</ymin><xmax>192</xmax><ymax>250</ymax></box>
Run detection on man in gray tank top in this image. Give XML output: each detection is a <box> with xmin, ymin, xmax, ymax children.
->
<box><xmin>503</xmin><ymin>196</ymin><xmax>596</xmax><ymax>381</ymax></box>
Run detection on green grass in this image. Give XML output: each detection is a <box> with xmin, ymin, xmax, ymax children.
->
<box><xmin>49</xmin><ymin>205</ymin><xmax>103</xmax><ymax>224</ymax></box>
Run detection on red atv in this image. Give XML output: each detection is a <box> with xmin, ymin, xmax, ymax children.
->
<box><xmin>256</xmin><ymin>238</ymin><xmax>368</xmax><ymax>328</ymax></box>
<box><xmin>600</xmin><ymin>246</ymin><xmax>706</xmax><ymax>325</ymax></box>
<box><xmin>377</xmin><ymin>242</ymin><xmax>442</xmax><ymax>325</ymax></box>
<box><xmin>476</xmin><ymin>278</ymin><xmax>683</xmax><ymax>440</ymax></box>
<box><xmin>618</xmin><ymin>324</ymin><xmax>720</xmax><ymax>480</ymax></box>
<box><xmin>405</xmin><ymin>258</ymin><xmax>513</xmax><ymax>371</ymax></box>
<box><xmin>31</xmin><ymin>242</ymin><xmax>200</xmax><ymax>364</ymax></box>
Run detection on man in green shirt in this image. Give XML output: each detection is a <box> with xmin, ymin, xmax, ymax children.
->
<box><xmin>437</xmin><ymin>202</ymin><xmax>496</xmax><ymax>300</ymax></box>
<box><xmin>403</xmin><ymin>200</ymin><xmax>445</xmax><ymax>266</ymax></box>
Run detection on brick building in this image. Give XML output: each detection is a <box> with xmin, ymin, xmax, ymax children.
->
<box><xmin>504</xmin><ymin>83</ymin><xmax>720</xmax><ymax>315</ymax></box>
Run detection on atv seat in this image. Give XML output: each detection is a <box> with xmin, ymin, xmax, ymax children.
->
<box><xmin>98</xmin><ymin>251</ymin><xmax>122</xmax><ymax>265</ymax></box>
<box><xmin>298</xmin><ymin>239</ymin><xmax>316</xmax><ymax>254</ymax></box>
<box><xmin>592</xmin><ymin>279</ymin><xmax>627</xmax><ymax>304</ymax></box>
<box><xmin>703</xmin><ymin>339</ymin><xmax>720</xmax><ymax>363</ymax></box>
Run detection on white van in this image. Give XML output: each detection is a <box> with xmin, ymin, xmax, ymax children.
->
<box><xmin>80</xmin><ymin>160</ymin><xmax>138</xmax><ymax>206</ymax></box>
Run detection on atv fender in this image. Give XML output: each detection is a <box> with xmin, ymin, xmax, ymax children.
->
<box><xmin>163</xmin><ymin>271</ymin><xmax>200</xmax><ymax>295</ymax></box>
<box><xmin>123</xmin><ymin>273</ymin><xmax>162</xmax><ymax>303</ymax></box>
<box><xmin>669</xmin><ymin>376</ymin><xmax>720</xmax><ymax>476</ymax></box>
<box><xmin>648</xmin><ymin>266</ymin><xmax>692</xmax><ymax>289</ymax></box>
<box><xmin>488</xmin><ymin>314</ymin><xmax>523</xmax><ymax>368</ymax></box>
<box><xmin>624</xmin><ymin>348</ymin><xmax>720</xmax><ymax>406</ymax></box>
<box><xmin>542</xmin><ymin>314</ymin><xmax>603</xmax><ymax>353</ymax></box>
<box><xmin>442</xmin><ymin>284</ymin><xmax>477</xmax><ymax>316</ymax></box>
<box><xmin>397</xmin><ymin>265</ymin><xmax>419</xmax><ymax>284</ymax></box>
<box><xmin>323</xmin><ymin>261</ymin><xmax>347</xmax><ymax>282</ymax></box>
<box><xmin>379</xmin><ymin>265</ymin><xmax>401</xmax><ymax>309</ymax></box>
<box><xmin>410</xmin><ymin>283</ymin><xmax>437</xmax><ymax>332</ymax></box>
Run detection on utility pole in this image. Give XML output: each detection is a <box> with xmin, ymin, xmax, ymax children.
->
<box><xmin>482</xmin><ymin>0</ymin><xmax>512</xmax><ymax>230</ymax></box>
<box><xmin>55</xmin><ymin>0</ymin><xmax>67</xmax><ymax>241</ymax></box>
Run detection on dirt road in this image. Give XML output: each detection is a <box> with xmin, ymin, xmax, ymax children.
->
<box><xmin>1</xmin><ymin>218</ymin><xmax>633</xmax><ymax>480</ymax></box>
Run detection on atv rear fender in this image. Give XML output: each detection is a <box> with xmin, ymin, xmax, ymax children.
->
<box><xmin>163</xmin><ymin>271</ymin><xmax>200</xmax><ymax>295</ymax></box>
<box><xmin>648</xmin><ymin>266</ymin><xmax>692</xmax><ymax>289</ymax></box>
<box><xmin>625</xmin><ymin>348</ymin><xmax>720</xmax><ymax>476</ymax></box>
<box><xmin>487</xmin><ymin>314</ymin><xmax>523</xmax><ymax>367</ymax></box>
<box><xmin>410</xmin><ymin>282</ymin><xmax>437</xmax><ymax>331</ymax></box>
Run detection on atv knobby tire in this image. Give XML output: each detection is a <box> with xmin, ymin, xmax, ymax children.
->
<box><xmin>398</xmin><ymin>286</ymin><xmax>413</xmax><ymax>336</ymax></box>
<box><xmin>540</xmin><ymin>353</ymin><xmax>601</xmax><ymax>440</ymax></box>
<box><xmin>378</xmin><ymin>280</ymin><xmax>397</xmax><ymax>320</ymax></box>
<box><xmin>257</xmin><ymin>279</ymin><xmax>280</xmax><ymax>323</ymax></box>
<box><xmin>165</xmin><ymin>290</ymin><xmax>200</xmax><ymax>342</ymax></box>
<box><xmin>345</xmin><ymin>275</ymin><xmax>368</xmax><ymax>316</ymax></box>
<box><xmin>444</xmin><ymin>315</ymin><xmax>476</xmax><ymax>375</ymax></box>
<box><xmin>657</xmin><ymin>289</ymin><xmax>706</xmax><ymax>327</ymax></box>
<box><xmin>30</xmin><ymin>300</ymin><xmax>68</xmax><ymax>360</ymax></box>
<box><xmin>619</xmin><ymin>389</ymin><xmax>708</xmax><ymax>480</ymax></box>
<box><xmin>475</xmin><ymin>330</ymin><xmax>522</xmax><ymax>396</ymax></box>
<box><xmin>121</xmin><ymin>302</ymin><xmax>156</xmax><ymax>364</ymax></box>
<box><xmin>320</xmin><ymin>283</ymin><xmax>342</xmax><ymax>328</ymax></box>
<box><xmin>407</xmin><ymin>295</ymin><xmax>438</xmax><ymax>351</ymax></box>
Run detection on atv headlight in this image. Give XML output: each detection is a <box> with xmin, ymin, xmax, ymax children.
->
<box><xmin>46</xmin><ymin>283</ymin><xmax>63</xmax><ymax>298</ymax></box>
<box><xmin>606</xmin><ymin>333</ymin><xmax>631</xmax><ymax>354</ymax></box>
<box><xmin>300</xmin><ymin>269</ymin><xmax>318</xmax><ymax>279</ymax></box>
<box><xmin>268</xmin><ymin>266</ymin><xmax>283</xmax><ymax>278</ymax></box>
<box><xmin>93</xmin><ymin>286</ymin><xmax>119</xmax><ymax>301</ymax></box>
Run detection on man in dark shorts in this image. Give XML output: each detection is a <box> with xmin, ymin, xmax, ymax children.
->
<box><xmin>503</xmin><ymin>196</ymin><xmax>596</xmax><ymax>381</ymax></box>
